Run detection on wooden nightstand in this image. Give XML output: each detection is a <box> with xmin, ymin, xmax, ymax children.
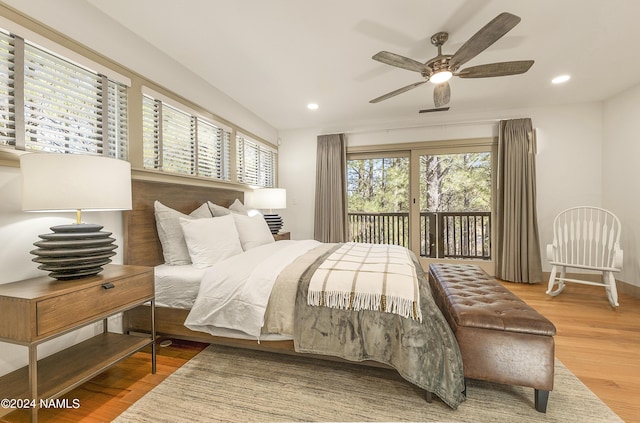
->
<box><xmin>273</xmin><ymin>231</ymin><xmax>290</xmax><ymax>241</ymax></box>
<box><xmin>0</xmin><ymin>264</ymin><xmax>155</xmax><ymax>422</ymax></box>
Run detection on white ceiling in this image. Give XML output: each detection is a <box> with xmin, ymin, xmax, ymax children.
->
<box><xmin>11</xmin><ymin>0</ymin><xmax>640</xmax><ymax>131</ymax></box>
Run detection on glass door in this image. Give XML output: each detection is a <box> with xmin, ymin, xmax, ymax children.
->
<box><xmin>347</xmin><ymin>152</ymin><xmax>410</xmax><ymax>247</ymax></box>
<box><xmin>346</xmin><ymin>139</ymin><xmax>496</xmax><ymax>274</ymax></box>
<box><xmin>411</xmin><ymin>146</ymin><xmax>494</xmax><ymax>272</ymax></box>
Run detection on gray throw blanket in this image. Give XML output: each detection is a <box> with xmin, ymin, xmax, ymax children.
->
<box><xmin>293</xmin><ymin>245</ymin><xmax>466</xmax><ymax>409</ymax></box>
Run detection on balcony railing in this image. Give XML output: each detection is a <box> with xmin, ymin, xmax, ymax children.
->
<box><xmin>348</xmin><ymin>211</ymin><xmax>491</xmax><ymax>260</ymax></box>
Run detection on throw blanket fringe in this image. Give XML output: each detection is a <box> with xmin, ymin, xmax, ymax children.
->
<box><xmin>307</xmin><ymin>243</ymin><xmax>422</xmax><ymax>321</ymax></box>
<box><xmin>309</xmin><ymin>291</ymin><xmax>418</xmax><ymax>320</ymax></box>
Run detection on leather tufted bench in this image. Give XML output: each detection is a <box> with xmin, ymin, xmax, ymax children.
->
<box><xmin>428</xmin><ymin>263</ymin><xmax>556</xmax><ymax>413</ymax></box>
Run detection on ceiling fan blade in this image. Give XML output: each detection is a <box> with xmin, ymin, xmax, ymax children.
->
<box><xmin>449</xmin><ymin>12</ymin><xmax>521</xmax><ymax>69</ymax></box>
<box><xmin>455</xmin><ymin>60</ymin><xmax>534</xmax><ymax>78</ymax></box>
<box><xmin>369</xmin><ymin>80</ymin><xmax>428</xmax><ymax>103</ymax></box>
<box><xmin>433</xmin><ymin>82</ymin><xmax>451</xmax><ymax>107</ymax></box>
<box><xmin>372</xmin><ymin>51</ymin><xmax>427</xmax><ymax>73</ymax></box>
<box><xmin>419</xmin><ymin>107</ymin><xmax>450</xmax><ymax>113</ymax></box>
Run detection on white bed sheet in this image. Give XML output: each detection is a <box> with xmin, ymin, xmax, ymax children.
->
<box><xmin>184</xmin><ymin>240</ymin><xmax>321</xmax><ymax>340</ymax></box>
<box><xmin>194</xmin><ymin>326</ymin><xmax>292</xmax><ymax>341</ymax></box>
<box><xmin>152</xmin><ymin>264</ymin><xmax>291</xmax><ymax>341</ymax></box>
<box><xmin>154</xmin><ymin>264</ymin><xmax>206</xmax><ymax>309</ymax></box>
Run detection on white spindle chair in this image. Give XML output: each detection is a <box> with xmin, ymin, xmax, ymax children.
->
<box><xmin>546</xmin><ymin>206</ymin><xmax>623</xmax><ymax>307</ymax></box>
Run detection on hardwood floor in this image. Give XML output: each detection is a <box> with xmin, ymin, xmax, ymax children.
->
<box><xmin>504</xmin><ymin>281</ymin><xmax>640</xmax><ymax>423</ymax></box>
<box><xmin>0</xmin><ymin>339</ymin><xmax>208</xmax><ymax>423</ymax></box>
<box><xmin>1</xmin><ymin>282</ymin><xmax>639</xmax><ymax>422</ymax></box>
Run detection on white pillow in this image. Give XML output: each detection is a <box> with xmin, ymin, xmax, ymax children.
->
<box><xmin>228</xmin><ymin>198</ymin><xmax>261</xmax><ymax>216</ymax></box>
<box><xmin>232</xmin><ymin>213</ymin><xmax>275</xmax><ymax>251</ymax></box>
<box><xmin>207</xmin><ymin>201</ymin><xmax>231</xmax><ymax>217</ymax></box>
<box><xmin>179</xmin><ymin>215</ymin><xmax>244</xmax><ymax>268</ymax></box>
<box><xmin>154</xmin><ymin>201</ymin><xmax>212</xmax><ymax>265</ymax></box>
<box><xmin>228</xmin><ymin>198</ymin><xmax>250</xmax><ymax>215</ymax></box>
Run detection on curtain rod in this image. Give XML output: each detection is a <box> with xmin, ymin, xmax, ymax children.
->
<box><xmin>336</xmin><ymin>118</ymin><xmax>504</xmax><ymax>136</ymax></box>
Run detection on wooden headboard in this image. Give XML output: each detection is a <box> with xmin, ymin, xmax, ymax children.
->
<box><xmin>123</xmin><ymin>179</ymin><xmax>244</xmax><ymax>267</ymax></box>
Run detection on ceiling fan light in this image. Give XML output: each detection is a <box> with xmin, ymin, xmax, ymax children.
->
<box><xmin>430</xmin><ymin>70</ymin><xmax>452</xmax><ymax>84</ymax></box>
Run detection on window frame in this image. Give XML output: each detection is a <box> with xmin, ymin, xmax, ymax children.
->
<box><xmin>142</xmin><ymin>89</ymin><xmax>243</xmax><ymax>184</ymax></box>
<box><xmin>236</xmin><ymin>132</ymin><xmax>277</xmax><ymax>188</ymax></box>
<box><xmin>347</xmin><ymin>137</ymin><xmax>497</xmax><ymax>273</ymax></box>
<box><xmin>0</xmin><ymin>30</ymin><xmax>128</xmax><ymax>159</ymax></box>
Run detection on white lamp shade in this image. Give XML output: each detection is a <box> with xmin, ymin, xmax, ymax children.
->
<box><xmin>20</xmin><ymin>153</ymin><xmax>132</xmax><ymax>212</ymax></box>
<box><xmin>247</xmin><ymin>188</ymin><xmax>286</xmax><ymax>210</ymax></box>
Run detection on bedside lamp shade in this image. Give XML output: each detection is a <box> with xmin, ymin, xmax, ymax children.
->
<box><xmin>250</xmin><ymin>188</ymin><xmax>286</xmax><ymax>210</ymax></box>
<box><xmin>20</xmin><ymin>153</ymin><xmax>132</xmax><ymax>280</ymax></box>
<box><xmin>21</xmin><ymin>153</ymin><xmax>132</xmax><ymax>213</ymax></box>
<box><xmin>247</xmin><ymin>188</ymin><xmax>286</xmax><ymax>234</ymax></box>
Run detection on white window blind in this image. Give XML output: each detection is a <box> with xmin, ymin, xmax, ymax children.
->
<box><xmin>142</xmin><ymin>94</ymin><xmax>231</xmax><ymax>181</ymax></box>
<box><xmin>142</xmin><ymin>95</ymin><xmax>159</xmax><ymax>169</ymax></box>
<box><xmin>0</xmin><ymin>30</ymin><xmax>127</xmax><ymax>158</ymax></box>
<box><xmin>236</xmin><ymin>134</ymin><xmax>275</xmax><ymax>187</ymax></box>
<box><xmin>198</xmin><ymin>119</ymin><xmax>230</xmax><ymax>180</ymax></box>
<box><xmin>0</xmin><ymin>31</ymin><xmax>14</xmax><ymax>147</ymax></box>
<box><xmin>106</xmin><ymin>82</ymin><xmax>128</xmax><ymax>159</ymax></box>
<box><xmin>161</xmin><ymin>102</ymin><xmax>195</xmax><ymax>174</ymax></box>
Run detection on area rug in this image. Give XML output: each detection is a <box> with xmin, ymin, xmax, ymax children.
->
<box><xmin>113</xmin><ymin>344</ymin><xmax>623</xmax><ymax>423</ymax></box>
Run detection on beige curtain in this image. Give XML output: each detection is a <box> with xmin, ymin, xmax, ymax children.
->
<box><xmin>495</xmin><ymin>118</ymin><xmax>543</xmax><ymax>283</ymax></box>
<box><xmin>314</xmin><ymin>134</ymin><xmax>348</xmax><ymax>242</ymax></box>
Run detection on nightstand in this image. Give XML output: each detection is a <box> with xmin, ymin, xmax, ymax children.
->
<box><xmin>273</xmin><ymin>231</ymin><xmax>290</xmax><ymax>241</ymax></box>
<box><xmin>0</xmin><ymin>264</ymin><xmax>155</xmax><ymax>422</ymax></box>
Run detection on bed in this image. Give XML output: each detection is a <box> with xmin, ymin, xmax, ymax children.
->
<box><xmin>122</xmin><ymin>179</ymin><xmax>465</xmax><ymax>409</ymax></box>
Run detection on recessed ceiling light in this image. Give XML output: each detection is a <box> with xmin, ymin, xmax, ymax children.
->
<box><xmin>552</xmin><ymin>75</ymin><xmax>571</xmax><ymax>84</ymax></box>
<box><xmin>307</xmin><ymin>103</ymin><xmax>319</xmax><ymax>110</ymax></box>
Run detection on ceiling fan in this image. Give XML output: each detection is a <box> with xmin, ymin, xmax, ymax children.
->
<box><xmin>369</xmin><ymin>12</ymin><xmax>534</xmax><ymax>111</ymax></box>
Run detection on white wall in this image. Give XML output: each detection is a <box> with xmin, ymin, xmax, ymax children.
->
<box><xmin>279</xmin><ymin>102</ymin><xmax>606</xmax><ymax>278</ymax></box>
<box><xmin>277</xmin><ymin>128</ymin><xmax>320</xmax><ymax>241</ymax></box>
<box><xmin>603</xmin><ymin>82</ymin><xmax>640</xmax><ymax>288</ymax></box>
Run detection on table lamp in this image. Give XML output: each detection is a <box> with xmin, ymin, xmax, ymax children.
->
<box><xmin>20</xmin><ymin>153</ymin><xmax>132</xmax><ymax>280</ymax></box>
<box><xmin>248</xmin><ymin>188</ymin><xmax>286</xmax><ymax>234</ymax></box>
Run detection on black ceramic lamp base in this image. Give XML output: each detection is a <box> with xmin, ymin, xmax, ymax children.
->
<box><xmin>30</xmin><ymin>223</ymin><xmax>117</xmax><ymax>280</ymax></box>
<box><xmin>263</xmin><ymin>214</ymin><xmax>283</xmax><ymax>234</ymax></box>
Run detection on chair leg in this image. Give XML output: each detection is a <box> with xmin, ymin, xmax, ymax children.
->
<box><xmin>604</xmin><ymin>271</ymin><xmax>619</xmax><ymax>307</ymax></box>
<box><xmin>558</xmin><ymin>267</ymin><xmax>566</xmax><ymax>292</ymax></box>
<box><xmin>546</xmin><ymin>265</ymin><xmax>565</xmax><ymax>296</ymax></box>
<box><xmin>546</xmin><ymin>265</ymin><xmax>556</xmax><ymax>295</ymax></box>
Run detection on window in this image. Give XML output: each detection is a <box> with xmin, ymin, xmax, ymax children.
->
<box><xmin>142</xmin><ymin>94</ymin><xmax>232</xmax><ymax>181</ymax></box>
<box><xmin>418</xmin><ymin>151</ymin><xmax>492</xmax><ymax>259</ymax></box>
<box><xmin>236</xmin><ymin>133</ymin><xmax>276</xmax><ymax>187</ymax></box>
<box><xmin>0</xmin><ymin>31</ymin><xmax>15</xmax><ymax>147</ymax></box>
<box><xmin>159</xmin><ymin>101</ymin><xmax>194</xmax><ymax>175</ymax></box>
<box><xmin>347</xmin><ymin>139</ymin><xmax>494</xmax><ymax>263</ymax></box>
<box><xmin>0</xmin><ymin>30</ymin><xmax>127</xmax><ymax>158</ymax></box>
<box><xmin>347</xmin><ymin>154</ymin><xmax>410</xmax><ymax>246</ymax></box>
<box><xmin>198</xmin><ymin>119</ymin><xmax>231</xmax><ymax>180</ymax></box>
